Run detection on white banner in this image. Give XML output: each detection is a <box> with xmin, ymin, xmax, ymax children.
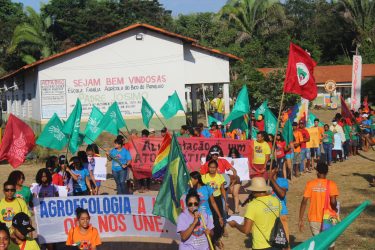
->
<box><xmin>93</xmin><ymin>157</ymin><xmax>107</xmax><ymax>181</ymax></box>
<box><xmin>33</xmin><ymin>195</ymin><xmax>178</xmax><ymax>243</ymax></box>
<box><xmin>351</xmin><ymin>55</ymin><xmax>362</xmax><ymax>110</ymax></box>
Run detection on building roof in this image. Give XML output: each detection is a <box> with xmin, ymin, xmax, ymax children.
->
<box><xmin>257</xmin><ymin>64</ymin><xmax>375</xmax><ymax>84</ymax></box>
<box><xmin>0</xmin><ymin>23</ymin><xmax>241</xmax><ymax>81</ymax></box>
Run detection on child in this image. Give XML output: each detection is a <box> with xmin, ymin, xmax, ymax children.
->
<box><xmin>332</xmin><ymin>131</ymin><xmax>343</xmax><ymax>163</ymax></box>
<box><xmin>56</xmin><ymin>155</ymin><xmax>73</xmax><ymax>196</ymax></box>
<box><xmin>86</xmin><ymin>144</ymin><xmax>101</xmax><ymax>195</ymax></box>
<box><xmin>322</xmin><ymin>124</ymin><xmax>334</xmax><ymax>166</ymax></box>
<box><xmin>33</xmin><ymin>168</ymin><xmax>59</xmax><ymax>198</ymax></box>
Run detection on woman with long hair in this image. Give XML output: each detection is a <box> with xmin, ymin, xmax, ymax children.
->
<box><xmin>177</xmin><ymin>189</ymin><xmax>213</xmax><ymax>250</ymax></box>
<box><xmin>66</xmin><ymin>207</ymin><xmax>101</xmax><ymax>249</ymax></box>
<box><xmin>33</xmin><ymin>168</ymin><xmax>59</xmax><ymax>198</ymax></box>
<box><xmin>7</xmin><ymin>171</ymin><xmax>33</xmax><ymax>208</ymax></box>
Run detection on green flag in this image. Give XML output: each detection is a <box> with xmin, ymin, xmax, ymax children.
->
<box><xmin>293</xmin><ymin>200</ymin><xmax>371</xmax><ymax>250</ymax></box>
<box><xmin>306</xmin><ymin>112</ymin><xmax>324</xmax><ymax>128</ymax></box>
<box><xmin>36</xmin><ymin>113</ymin><xmax>67</xmax><ymax>150</ymax></box>
<box><xmin>152</xmin><ymin>133</ymin><xmax>190</xmax><ymax>225</ymax></box>
<box><xmin>98</xmin><ymin>102</ymin><xmax>126</xmax><ymax>135</ymax></box>
<box><xmin>141</xmin><ymin>97</ymin><xmax>155</xmax><ymax>128</ymax></box>
<box><xmin>223</xmin><ymin>85</ymin><xmax>250</xmax><ymax>125</ymax></box>
<box><xmin>84</xmin><ymin>105</ymin><xmax>104</xmax><ymax>144</ymax></box>
<box><xmin>160</xmin><ymin>91</ymin><xmax>184</xmax><ymax>120</ymax></box>
<box><xmin>62</xmin><ymin>99</ymin><xmax>82</xmax><ymax>153</ymax></box>
<box><xmin>282</xmin><ymin>120</ymin><xmax>294</xmax><ymax>145</ymax></box>
<box><xmin>255</xmin><ymin>100</ymin><xmax>277</xmax><ymax>135</ymax></box>
<box><xmin>251</xmin><ymin>126</ymin><xmax>259</xmax><ymax>139</ymax></box>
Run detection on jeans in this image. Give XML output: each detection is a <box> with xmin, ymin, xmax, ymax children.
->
<box><xmin>214</xmin><ymin>112</ymin><xmax>224</xmax><ymax>122</ymax></box>
<box><xmin>343</xmin><ymin>140</ymin><xmax>350</xmax><ymax>158</ymax></box>
<box><xmin>300</xmin><ymin>148</ymin><xmax>310</xmax><ymax>172</ymax></box>
<box><xmin>323</xmin><ymin>143</ymin><xmax>333</xmax><ymax>165</ymax></box>
<box><xmin>112</xmin><ymin>168</ymin><xmax>128</xmax><ymax>194</ymax></box>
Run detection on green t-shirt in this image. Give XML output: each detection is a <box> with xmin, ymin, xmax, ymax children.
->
<box><xmin>15</xmin><ymin>186</ymin><xmax>32</xmax><ymax>205</ymax></box>
<box><xmin>323</xmin><ymin>130</ymin><xmax>334</xmax><ymax>144</ymax></box>
<box><xmin>350</xmin><ymin>125</ymin><xmax>360</xmax><ymax>140</ymax></box>
<box><xmin>343</xmin><ymin>125</ymin><xmax>351</xmax><ymax>140</ymax></box>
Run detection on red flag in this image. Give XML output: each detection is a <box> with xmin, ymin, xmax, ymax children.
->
<box><xmin>340</xmin><ymin>96</ymin><xmax>354</xmax><ymax>125</ymax></box>
<box><xmin>0</xmin><ymin>114</ymin><xmax>35</xmax><ymax>168</ymax></box>
<box><xmin>284</xmin><ymin>43</ymin><xmax>317</xmax><ymax>101</ymax></box>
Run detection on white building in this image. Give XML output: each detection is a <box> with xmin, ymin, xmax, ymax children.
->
<box><xmin>0</xmin><ymin>23</ymin><xmax>240</xmax><ymax>132</ymax></box>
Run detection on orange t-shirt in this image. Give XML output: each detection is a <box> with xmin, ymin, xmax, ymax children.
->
<box><xmin>303</xmin><ymin>179</ymin><xmax>339</xmax><ymax>222</ymax></box>
<box><xmin>293</xmin><ymin>130</ymin><xmax>303</xmax><ymax>153</ymax></box>
<box><xmin>200</xmin><ymin>158</ymin><xmax>232</xmax><ymax>175</ymax></box>
<box><xmin>66</xmin><ymin>225</ymin><xmax>101</xmax><ymax>249</ymax></box>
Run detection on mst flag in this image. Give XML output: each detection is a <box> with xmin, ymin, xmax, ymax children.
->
<box><xmin>62</xmin><ymin>99</ymin><xmax>82</xmax><ymax>153</ymax></box>
<box><xmin>98</xmin><ymin>102</ymin><xmax>126</xmax><ymax>135</ymax></box>
<box><xmin>284</xmin><ymin>43</ymin><xmax>317</xmax><ymax>101</ymax></box>
<box><xmin>153</xmin><ymin>133</ymin><xmax>189</xmax><ymax>224</ymax></box>
<box><xmin>223</xmin><ymin>85</ymin><xmax>250</xmax><ymax>125</ymax></box>
<box><xmin>340</xmin><ymin>95</ymin><xmax>355</xmax><ymax>125</ymax></box>
<box><xmin>36</xmin><ymin>113</ymin><xmax>67</xmax><ymax>150</ymax></box>
<box><xmin>160</xmin><ymin>91</ymin><xmax>184</xmax><ymax>120</ymax></box>
<box><xmin>84</xmin><ymin>105</ymin><xmax>104</xmax><ymax>144</ymax></box>
<box><xmin>0</xmin><ymin>114</ymin><xmax>35</xmax><ymax>168</ymax></box>
<box><xmin>141</xmin><ymin>97</ymin><xmax>155</xmax><ymax>128</ymax></box>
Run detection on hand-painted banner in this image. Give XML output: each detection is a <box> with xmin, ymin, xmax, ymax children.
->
<box><xmin>128</xmin><ymin>137</ymin><xmax>252</xmax><ymax>179</ymax></box>
<box><xmin>34</xmin><ymin>195</ymin><xmax>178</xmax><ymax>243</ymax></box>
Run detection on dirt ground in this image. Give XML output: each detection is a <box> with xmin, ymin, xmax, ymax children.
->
<box><xmin>0</xmin><ymin>109</ymin><xmax>374</xmax><ymax>249</ymax></box>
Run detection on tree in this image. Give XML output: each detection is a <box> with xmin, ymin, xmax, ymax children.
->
<box><xmin>0</xmin><ymin>0</ymin><xmax>25</xmax><ymax>75</ymax></box>
<box><xmin>218</xmin><ymin>0</ymin><xmax>292</xmax><ymax>43</ymax></box>
<box><xmin>8</xmin><ymin>6</ymin><xmax>54</xmax><ymax>64</ymax></box>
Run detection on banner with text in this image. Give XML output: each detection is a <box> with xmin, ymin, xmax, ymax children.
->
<box><xmin>34</xmin><ymin>195</ymin><xmax>178</xmax><ymax>243</ymax></box>
<box><xmin>128</xmin><ymin>137</ymin><xmax>252</xmax><ymax>179</ymax></box>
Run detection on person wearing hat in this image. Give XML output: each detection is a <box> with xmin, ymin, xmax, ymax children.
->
<box><xmin>255</xmin><ymin>114</ymin><xmax>265</xmax><ymax>132</ymax></box>
<box><xmin>209</xmin><ymin>122</ymin><xmax>222</xmax><ymax>138</ymax></box>
<box><xmin>228</xmin><ymin>177</ymin><xmax>281</xmax><ymax>250</ymax></box>
<box><xmin>56</xmin><ymin>155</ymin><xmax>73</xmax><ymax>196</ymax></box>
<box><xmin>292</xmin><ymin>122</ymin><xmax>304</xmax><ymax>177</ymax></box>
<box><xmin>298</xmin><ymin>120</ymin><xmax>311</xmax><ymax>173</ymax></box>
<box><xmin>9</xmin><ymin>212</ymin><xmax>40</xmax><ymax>250</ymax></box>
<box><xmin>0</xmin><ymin>181</ymin><xmax>30</xmax><ymax>229</ymax></box>
<box><xmin>211</xmin><ymin>92</ymin><xmax>225</xmax><ymax>122</ymax></box>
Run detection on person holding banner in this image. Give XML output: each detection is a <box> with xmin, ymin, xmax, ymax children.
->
<box><xmin>106</xmin><ymin>138</ymin><xmax>131</xmax><ymax>195</ymax></box>
<box><xmin>66</xmin><ymin>207</ymin><xmax>101</xmax><ymax>250</ymax></box>
<box><xmin>57</xmin><ymin>155</ymin><xmax>73</xmax><ymax>196</ymax></box>
<box><xmin>66</xmin><ymin>157</ymin><xmax>92</xmax><ymax>196</ymax></box>
<box><xmin>86</xmin><ymin>144</ymin><xmax>101</xmax><ymax>195</ymax></box>
<box><xmin>177</xmin><ymin>188</ymin><xmax>214</xmax><ymax>250</ymax></box>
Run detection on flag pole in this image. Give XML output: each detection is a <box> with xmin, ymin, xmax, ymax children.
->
<box><xmin>120</xmin><ymin>126</ymin><xmax>143</xmax><ymax>164</ymax></box>
<box><xmin>268</xmin><ymin>91</ymin><xmax>285</xmax><ymax>184</ymax></box>
<box><xmin>199</xmin><ymin>213</ymin><xmax>215</xmax><ymax>250</ymax></box>
<box><xmin>154</xmin><ymin>112</ymin><xmax>167</xmax><ymax>128</ymax></box>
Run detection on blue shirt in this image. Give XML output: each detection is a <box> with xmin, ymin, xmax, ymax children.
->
<box><xmin>362</xmin><ymin>119</ymin><xmax>371</xmax><ymax>133</ymax></box>
<box><xmin>201</xmin><ymin>129</ymin><xmax>211</xmax><ymax>138</ymax></box>
<box><xmin>109</xmin><ymin>148</ymin><xmax>131</xmax><ymax>172</ymax></box>
<box><xmin>71</xmin><ymin>169</ymin><xmax>90</xmax><ymax>193</ymax></box>
<box><xmin>197</xmin><ymin>185</ymin><xmax>214</xmax><ymax>216</ymax></box>
<box><xmin>272</xmin><ymin>178</ymin><xmax>288</xmax><ymax>215</ymax></box>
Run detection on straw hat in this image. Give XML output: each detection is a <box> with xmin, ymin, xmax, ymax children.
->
<box><xmin>246</xmin><ymin>177</ymin><xmax>272</xmax><ymax>192</ymax></box>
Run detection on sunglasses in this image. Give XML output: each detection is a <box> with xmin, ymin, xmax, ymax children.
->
<box><xmin>187</xmin><ymin>202</ymin><xmax>199</xmax><ymax>207</ymax></box>
<box><xmin>4</xmin><ymin>188</ymin><xmax>16</xmax><ymax>192</ymax></box>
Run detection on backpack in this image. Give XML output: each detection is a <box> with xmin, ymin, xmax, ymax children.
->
<box><xmin>253</xmin><ymin>198</ymin><xmax>288</xmax><ymax>249</ymax></box>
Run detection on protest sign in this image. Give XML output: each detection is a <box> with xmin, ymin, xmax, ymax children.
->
<box><xmin>33</xmin><ymin>195</ymin><xmax>178</xmax><ymax>243</ymax></box>
<box><xmin>93</xmin><ymin>157</ymin><xmax>107</xmax><ymax>181</ymax></box>
<box><xmin>128</xmin><ymin>137</ymin><xmax>252</xmax><ymax>179</ymax></box>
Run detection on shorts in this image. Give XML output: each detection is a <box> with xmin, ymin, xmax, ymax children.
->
<box><xmin>95</xmin><ymin>181</ymin><xmax>101</xmax><ymax>187</ymax></box>
<box><xmin>293</xmin><ymin>152</ymin><xmax>301</xmax><ymax>165</ymax></box>
<box><xmin>301</xmin><ymin>148</ymin><xmax>311</xmax><ymax>160</ymax></box>
<box><xmin>309</xmin><ymin>222</ymin><xmax>335</xmax><ymax>247</ymax></box>
<box><xmin>310</xmin><ymin>147</ymin><xmax>321</xmax><ymax>158</ymax></box>
<box><xmin>351</xmin><ymin>139</ymin><xmax>358</xmax><ymax>147</ymax></box>
<box><xmin>285</xmin><ymin>153</ymin><xmax>294</xmax><ymax>160</ymax></box>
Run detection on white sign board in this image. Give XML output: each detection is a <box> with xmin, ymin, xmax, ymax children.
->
<box><xmin>351</xmin><ymin>55</ymin><xmax>362</xmax><ymax>110</ymax></box>
<box><xmin>93</xmin><ymin>157</ymin><xmax>107</xmax><ymax>181</ymax></box>
<box><xmin>40</xmin><ymin>79</ymin><xmax>67</xmax><ymax>119</ymax></box>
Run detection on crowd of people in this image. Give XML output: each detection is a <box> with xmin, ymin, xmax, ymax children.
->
<box><xmin>0</xmin><ymin>103</ymin><xmax>374</xmax><ymax>250</ymax></box>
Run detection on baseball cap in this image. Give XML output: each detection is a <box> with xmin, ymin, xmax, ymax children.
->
<box><xmin>210</xmin><ymin>146</ymin><xmax>220</xmax><ymax>155</ymax></box>
<box><xmin>12</xmin><ymin>212</ymin><xmax>35</xmax><ymax>237</ymax></box>
<box><xmin>58</xmin><ymin>155</ymin><xmax>67</xmax><ymax>165</ymax></box>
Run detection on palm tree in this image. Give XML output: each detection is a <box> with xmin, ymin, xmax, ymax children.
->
<box><xmin>218</xmin><ymin>0</ymin><xmax>292</xmax><ymax>43</ymax></box>
<box><xmin>8</xmin><ymin>6</ymin><xmax>54</xmax><ymax>64</ymax></box>
<box><xmin>338</xmin><ymin>0</ymin><xmax>375</xmax><ymax>46</ymax></box>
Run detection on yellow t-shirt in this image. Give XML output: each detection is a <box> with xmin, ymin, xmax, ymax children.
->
<box><xmin>306</xmin><ymin>127</ymin><xmax>321</xmax><ymax>148</ymax></box>
<box><xmin>0</xmin><ymin>198</ymin><xmax>30</xmax><ymax>228</ymax></box>
<box><xmin>8</xmin><ymin>238</ymin><xmax>40</xmax><ymax>250</ymax></box>
<box><xmin>244</xmin><ymin>195</ymin><xmax>281</xmax><ymax>249</ymax></box>
<box><xmin>211</xmin><ymin>98</ymin><xmax>224</xmax><ymax>113</ymax></box>
<box><xmin>253</xmin><ymin>141</ymin><xmax>271</xmax><ymax>164</ymax></box>
<box><xmin>202</xmin><ymin>173</ymin><xmax>225</xmax><ymax>197</ymax></box>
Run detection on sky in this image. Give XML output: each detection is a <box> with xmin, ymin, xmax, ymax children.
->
<box><xmin>14</xmin><ymin>0</ymin><xmax>227</xmax><ymax>15</ymax></box>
